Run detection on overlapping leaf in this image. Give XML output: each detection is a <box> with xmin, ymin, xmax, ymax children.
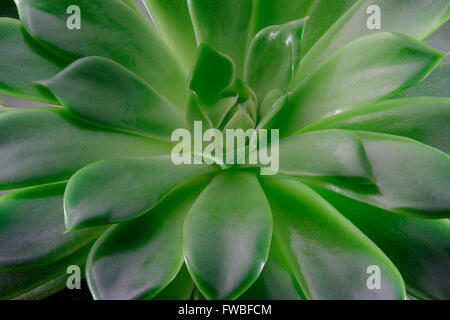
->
<box><xmin>0</xmin><ymin>18</ymin><xmax>65</xmax><ymax>103</ymax></box>
<box><xmin>184</xmin><ymin>172</ymin><xmax>272</xmax><ymax>299</ymax></box>
<box><xmin>42</xmin><ymin>56</ymin><xmax>186</xmax><ymax>141</ymax></box>
<box><xmin>275</xmin><ymin>130</ymin><xmax>450</xmax><ymax>218</ymax></box>
<box><xmin>261</xmin><ymin>177</ymin><xmax>405</xmax><ymax>300</ymax></box>
<box><xmin>16</xmin><ymin>0</ymin><xmax>187</xmax><ymax>106</ymax></box>
<box><xmin>86</xmin><ymin>178</ymin><xmax>207</xmax><ymax>300</ymax></box>
<box><xmin>312</xmin><ymin>186</ymin><xmax>450</xmax><ymax>300</ymax></box>
<box><xmin>273</xmin><ymin>32</ymin><xmax>444</xmax><ymax>135</ymax></box>
<box><xmin>64</xmin><ymin>156</ymin><xmax>216</xmax><ymax>230</ymax></box>
<box><xmin>0</xmin><ymin>183</ymin><xmax>104</xmax><ymax>269</ymax></box>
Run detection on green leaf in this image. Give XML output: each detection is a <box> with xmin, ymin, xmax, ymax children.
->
<box><xmin>186</xmin><ymin>91</ymin><xmax>213</xmax><ymax>132</ymax></box>
<box><xmin>0</xmin><ymin>109</ymin><xmax>171</xmax><ymax>189</ymax></box>
<box><xmin>0</xmin><ymin>18</ymin><xmax>65</xmax><ymax>103</ymax></box>
<box><xmin>223</xmin><ymin>106</ymin><xmax>255</xmax><ymax>131</ymax></box>
<box><xmin>16</xmin><ymin>0</ymin><xmax>187</xmax><ymax>106</ymax></box>
<box><xmin>0</xmin><ymin>183</ymin><xmax>104</xmax><ymax>269</ymax></box>
<box><xmin>287</xmin><ymin>130</ymin><xmax>450</xmax><ymax>218</ymax></box>
<box><xmin>188</xmin><ymin>0</ymin><xmax>254</xmax><ymax>75</ymax></box>
<box><xmin>189</xmin><ymin>45</ymin><xmax>235</xmax><ymax>109</ymax></box>
<box><xmin>86</xmin><ymin>178</ymin><xmax>206</xmax><ymax>300</ymax></box>
<box><xmin>12</xmin><ymin>273</ymin><xmax>69</xmax><ymax>300</ymax></box>
<box><xmin>261</xmin><ymin>177</ymin><xmax>405</xmax><ymax>300</ymax></box>
<box><xmin>312</xmin><ymin>186</ymin><xmax>450</xmax><ymax>300</ymax></box>
<box><xmin>301</xmin><ymin>0</ymin><xmax>358</xmax><ymax>57</ymax></box>
<box><xmin>208</xmin><ymin>95</ymin><xmax>239</xmax><ymax>128</ymax></box>
<box><xmin>273</xmin><ymin>32</ymin><xmax>444</xmax><ymax>135</ymax></box>
<box><xmin>245</xmin><ymin>18</ymin><xmax>307</xmax><ymax>103</ymax></box>
<box><xmin>276</xmin><ymin>130</ymin><xmax>373</xmax><ymax>180</ymax></box>
<box><xmin>239</xmin><ymin>236</ymin><xmax>306</xmax><ymax>300</ymax></box>
<box><xmin>184</xmin><ymin>171</ymin><xmax>272</xmax><ymax>299</ymax></box>
<box><xmin>144</xmin><ymin>0</ymin><xmax>198</xmax><ymax>71</ymax></box>
<box><xmin>64</xmin><ymin>156</ymin><xmax>216</xmax><ymax>230</ymax></box>
<box><xmin>153</xmin><ymin>265</ymin><xmax>195</xmax><ymax>300</ymax></box>
<box><xmin>300</xmin><ymin>97</ymin><xmax>450</xmax><ymax>154</ymax></box>
<box><xmin>41</xmin><ymin>56</ymin><xmax>186</xmax><ymax>141</ymax></box>
<box><xmin>394</xmin><ymin>62</ymin><xmax>450</xmax><ymax>98</ymax></box>
<box><xmin>251</xmin><ymin>0</ymin><xmax>315</xmax><ymax>35</ymax></box>
<box><xmin>296</xmin><ymin>0</ymin><xmax>450</xmax><ymax>82</ymax></box>
<box><xmin>257</xmin><ymin>90</ymin><xmax>287</xmax><ymax>128</ymax></box>
<box><xmin>0</xmin><ymin>243</ymin><xmax>91</xmax><ymax>299</ymax></box>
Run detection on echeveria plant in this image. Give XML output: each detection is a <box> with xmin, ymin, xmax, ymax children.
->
<box><xmin>0</xmin><ymin>0</ymin><xmax>449</xmax><ymax>300</ymax></box>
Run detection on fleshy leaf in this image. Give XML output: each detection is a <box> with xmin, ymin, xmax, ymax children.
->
<box><xmin>86</xmin><ymin>178</ymin><xmax>207</xmax><ymax>300</ymax></box>
<box><xmin>0</xmin><ymin>18</ymin><xmax>65</xmax><ymax>103</ymax></box>
<box><xmin>239</xmin><ymin>236</ymin><xmax>306</xmax><ymax>300</ymax></box>
<box><xmin>144</xmin><ymin>0</ymin><xmax>197</xmax><ymax>71</ymax></box>
<box><xmin>208</xmin><ymin>95</ymin><xmax>239</xmax><ymax>128</ymax></box>
<box><xmin>222</xmin><ymin>106</ymin><xmax>255</xmax><ymax>131</ymax></box>
<box><xmin>301</xmin><ymin>97</ymin><xmax>450</xmax><ymax>154</ymax></box>
<box><xmin>245</xmin><ymin>18</ymin><xmax>306</xmax><ymax>103</ymax></box>
<box><xmin>0</xmin><ymin>109</ymin><xmax>171</xmax><ymax>189</ymax></box>
<box><xmin>0</xmin><ymin>183</ymin><xmax>104</xmax><ymax>269</ymax></box>
<box><xmin>0</xmin><ymin>244</ymin><xmax>91</xmax><ymax>299</ymax></box>
<box><xmin>275</xmin><ymin>130</ymin><xmax>373</xmax><ymax>180</ymax></box>
<box><xmin>16</xmin><ymin>0</ymin><xmax>187</xmax><ymax>106</ymax></box>
<box><xmin>273</xmin><ymin>32</ymin><xmax>444</xmax><ymax>135</ymax></box>
<box><xmin>288</xmin><ymin>130</ymin><xmax>450</xmax><ymax>218</ymax></box>
<box><xmin>186</xmin><ymin>90</ymin><xmax>213</xmax><ymax>132</ymax></box>
<box><xmin>296</xmin><ymin>0</ymin><xmax>450</xmax><ymax>82</ymax></box>
<box><xmin>394</xmin><ymin>62</ymin><xmax>450</xmax><ymax>98</ymax></box>
<box><xmin>251</xmin><ymin>0</ymin><xmax>315</xmax><ymax>35</ymax></box>
<box><xmin>64</xmin><ymin>156</ymin><xmax>216</xmax><ymax>230</ymax></box>
<box><xmin>42</xmin><ymin>56</ymin><xmax>186</xmax><ymax>141</ymax></box>
<box><xmin>188</xmin><ymin>0</ymin><xmax>254</xmax><ymax>75</ymax></box>
<box><xmin>189</xmin><ymin>45</ymin><xmax>235</xmax><ymax>109</ymax></box>
<box><xmin>261</xmin><ymin>177</ymin><xmax>405</xmax><ymax>300</ymax></box>
<box><xmin>184</xmin><ymin>172</ymin><xmax>272</xmax><ymax>299</ymax></box>
<box><xmin>301</xmin><ymin>0</ymin><xmax>358</xmax><ymax>57</ymax></box>
<box><xmin>312</xmin><ymin>186</ymin><xmax>450</xmax><ymax>300</ymax></box>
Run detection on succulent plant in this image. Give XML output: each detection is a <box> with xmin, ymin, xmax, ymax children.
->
<box><xmin>0</xmin><ymin>0</ymin><xmax>449</xmax><ymax>300</ymax></box>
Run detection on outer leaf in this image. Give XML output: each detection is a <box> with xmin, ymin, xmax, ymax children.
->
<box><xmin>312</xmin><ymin>186</ymin><xmax>450</xmax><ymax>300</ymax></box>
<box><xmin>144</xmin><ymin>0</ymin><xmax>197</xmax><ymax>71</ymax></box>
<box><xmin>296</xmin><ymin>0</ymin><xmax>450</xmax><ymax>82</ymax></box>
<box><xmin>86</xmin><ymin>178</ymin><xmax>206</xmax><ymax>300</ymax></box>
<box><xmin>189</xmin><ymin>45</ymin><xmax>235</xmax><ymax>109</ymax></box>
<box><xmin>252</xmin><ymin>0</ymin><xmax>314</xmax><ymax>35</ymax></box>
<box><xmin>188</xmin><ymin>0</ymin><xmax>254</xmax><ymax>75</ymax></box>
<box><xmin>261</xmin><ymin>177</ymin><xmax>405</xmax><ymax>300</ymax></box>
<box><xmin>301</xmin><ymin>97</ymin><xmax>450</xmax><ymax>154</ymax></box>
<box><xmin>245</xmin><ymin>18</ymin><xmax>306</xmax><ymax>103</ymax></box>
<box><xmin>239</xmin><ymin>236</ymin><xmax>306</xmax><ymax>300</ymax></box>
<box><xmin>16</xmin><ymin>0</ymin><xmax>187</xmax><ymax>106</ymax></box>
<box><xmin>273</xmin><ymin>32</ymin><xmax>444</xmax><ymax>135</ymax></box>
<box><xmin>275</xmin><ymin>130</ymin><xmax>373</xmax><ymax>180</ymax></box>
<box><xmin>0</xmin><ymin>18</ymin><xmax>65</xmax><ymax>103</ymax></box>
<box><xmin>394</xmin><ymin>62</ymin><xmax>450</xmax><ymax>98</ymax></box>
<box><xmin>288</xmin><ymin>130</ymin><xmax>450</xmax><ymax>218</ymax></box>
<box><xmin>12</xmin><ymin>273</ymin><xmax>69</xmax><ymax>300</ymax></box>
<box><xmin>0</xmin><ymin>243</ymin><xmax>91</xmax><ymax>299</ymax></box>
<box><xmin>0</xmin><ymin>109</ymin><xmax>171</xmax><ymax>189</ymax></box>
<box><xmin>42</xmin><ymin>56</ymin><xmax>186</xmax><ymax>141</ymax></box>
<box><xmin>301</xmin><ymin>0</ymin><xmax>358</xmax><ymax>57</ymax></box>
<box><xmin>0</xmin><ymin>183</ymin><xmax>104</xmax><ymax>269</ymax></box>
<box><xmin>64</xmin><ymin>156</ymin><xmax>216</xmax><ymax>230</ymax></box>
<box><xmin>184</xmin><ymin>172</ymin><xmax>272</xmax><ymax>300</ymax></box>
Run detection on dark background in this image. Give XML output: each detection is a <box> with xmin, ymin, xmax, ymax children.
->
<box><xmin>0</xmin><ymin>0</ymin><xmax>19</xmax><ymax>18</ymax></box>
